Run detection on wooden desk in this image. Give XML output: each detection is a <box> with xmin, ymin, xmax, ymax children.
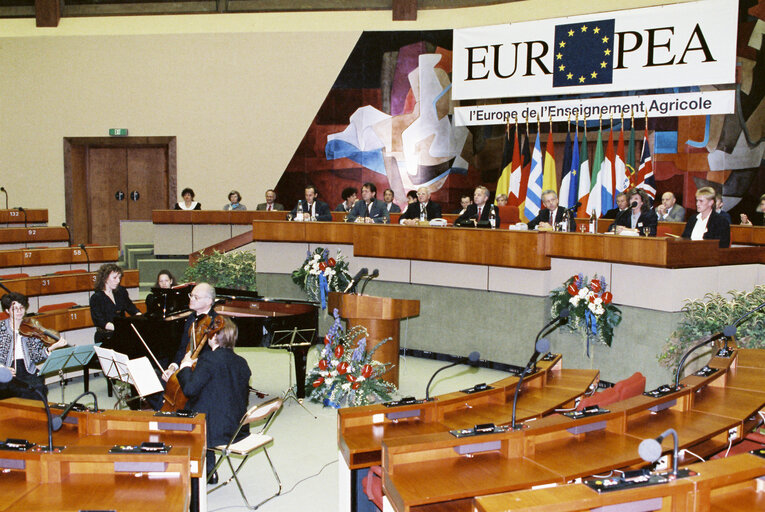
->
<box><xmin>0</xmin><ymin>227</ymin><xmax>68</xmax><ymax>244</ymax></box>
<box><xmin>0</xmin><ymin>269</ymin><xmax>138</xmax><ymax>297</ymax></box>
<box><xmin>0</xmin><ymin>246</ymin><xmax>119</xmax><ymax>270</ymax></box>
<box><xmin>0</xmin><ymin>209</ymin><xmax>48</xmax><ymax>225</ymax></box>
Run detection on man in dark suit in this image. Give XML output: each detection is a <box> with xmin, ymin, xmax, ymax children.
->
<box><xmin>682</xmin><ymin>186</ymin><xmax>730</xmax><ymax>248</ymax></box>
<box><xmin>163</xmin><ymin>282</ymin><xmax>218</xmax><ymax>380</ymax></box>
<box><xmin>456</xmin><ymin>186</ymin><xmax>500</xmax><ymax>228</ymax></box>
<box><xmin>346</xmin><ymin>182</ymin><xmax>390</xmax><ymax>223</ymax></box>
<box><xmin>255</xmin><ymin>189</ymin><xmax>284</xmax><ymax>211</ymax></box>
<box><xmin>399</xmin><ymin>187</ymin><xmax>442</xmax><ymax>225</ymax></box>
<box><xmin>177</xmin><ymin>317</ymin><xmax>251</xmax><ymax>480</ymax></box>
<box><xmin>383</xmin><ymin>188</ymin><xmax>401</xmax><ymax>213</ymax></box>
<box><xmin>602</xmin><ymin>193</ymin><xmax>628</xmax><ymax>220</ymax></box>
<box><xmin>528</xmin><ymin>190</ymin><xmax>573</xmax><ymax>231</ymax></box>
<box><xmin>289</xmin><ymin>184</ymin><xmax>332</xmax><ymax>221</ymax></box>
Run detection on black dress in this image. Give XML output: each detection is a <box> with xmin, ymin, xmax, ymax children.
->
<box><xmin>89</xmin><ymin>286</ymin><xmax>140</xmax><ymax>343</ymax></box>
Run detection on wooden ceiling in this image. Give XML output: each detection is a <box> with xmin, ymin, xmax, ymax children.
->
<box><xmin>2</xmin><ymin>0</ymin><xmax>518</xmax><ymax>27</ymax></box>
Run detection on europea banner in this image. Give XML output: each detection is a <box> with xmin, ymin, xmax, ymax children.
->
<box><xmin>452</xmin><ymin>0</ymin><xmax>737</xmax><ymax>101</ymax></box>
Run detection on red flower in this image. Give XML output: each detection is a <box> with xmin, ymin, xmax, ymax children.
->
<box><xmin>328</xmin><ymin>258</ymin><xmax>336</xmax><ymax>267</ymax></box>
<box><xmin>602</xmin><ymin>291</ymin><xmax>613</xmax><ymax>304</ymax></box>
<box><xmin>346</xmin><ymin>374</ymin><xmax>356</xmax><ymax>383</ymax></box>
<box><xmin>312</xmin><ymin>377</ymin><xmax>324</xmax><ymax>388</ymax></box>
<box><xmin>334</xmin><ymin>345</ymin><xmax>344</xmax><ymax>359</ymax></box>
<box><xmin>318</xmin><ymin>359</ymin><xmax>328</xmax><ymax>371</ymax></box>
<box><xmin>324</xmin><ymin>335</ymin><xmax>331</xmax><ymax>345</ymax></box>
<box><xmin>319</xmin><ymin>262</ymin><xmax>326</xmax><ymax>271</ymax></box>
<box><xmin>361</xmin><ymin>364</ymin><xmax>373</xmax><ymax>378</ymax></box>
<box><xmin>566</xmin><ymin>283</ymin><xmax>579</xmax><ymax>296</ymax></box>
<box><xmin>337</xmin><ymin>361</ymin><xmax>349</xmax><ymax>374</ymax></box>
<box><xmin>351</xmin><ymin>381</ymin><xmax>361</xmax><ymax>390</ymax></box>
<box><xmin>590</xmin><ymin>280</ymin><xmax>601</xmax><ymax>293</ymax></box>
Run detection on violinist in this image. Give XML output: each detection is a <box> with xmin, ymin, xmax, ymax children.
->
<box><xmin>162</xmin><ymin>282</ymin><xmax>217</xmax><ymax>381</ymax></box>
<box><xmin>0</xmin><ymin>292</ymin><xmax>68</xmax><ymax>400</ymax></box>
<box><xmin>89</xmin><ymin>263</ymin><xmax>140</xmax><ymax>344</ymax></box>
<box><xmin>176</xmin><ymin>316</ymin><xmax>250</xmax><ymax>481</ymax></box>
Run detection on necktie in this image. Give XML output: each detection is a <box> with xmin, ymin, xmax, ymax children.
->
<box><xmin>267</xmin><ymin>204</ymin><xmax>272</xmax><ymax>211</ymax></box>
<box><xmin>477</xmin><ymin>207</ymin><xmax>482</xmax><ymax>219</ymax></box>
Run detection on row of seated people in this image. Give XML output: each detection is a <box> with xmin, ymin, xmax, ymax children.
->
<box><xmin>175</xmin><ymin>186</ymin><xmax>288</xmax><ymax>212</ymax></box>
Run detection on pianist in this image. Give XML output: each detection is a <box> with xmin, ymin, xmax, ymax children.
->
<box><xmin>89</xmin><ymin>263</ymin><xmax>141</xmax><ymax>344</ymax></box>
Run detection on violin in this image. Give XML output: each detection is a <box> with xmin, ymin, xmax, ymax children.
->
<box><xmin>161</xmin><ymin>315</ymin><xmax>226</xmax><ymax>412</ymax></box>
<box><xmin>17</xmin><ymin>318</ymin><xmax>61</xmax><ymax>346</ymax></box>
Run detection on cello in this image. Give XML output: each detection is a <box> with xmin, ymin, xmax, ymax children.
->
<box><xmin>160</xmin><ymin>315</ymin><xmax>225</xmax><ymax>412</ymax></box>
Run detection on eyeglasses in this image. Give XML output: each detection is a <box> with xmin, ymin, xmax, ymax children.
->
<box><xmin>188</xmin><ymin>293</ymin><xmax>208</xmax><ymax>300</ymax></box>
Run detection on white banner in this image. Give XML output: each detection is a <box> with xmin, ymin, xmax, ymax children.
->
<box><xmin>454</xmin><ymin>90</ymin><xmax>735</xmax><ymax>126</ymax></box>
<box><xmin>452</xmin><ymin>0</ymin><xmax>737</xmax><ymax>100</ymax></box>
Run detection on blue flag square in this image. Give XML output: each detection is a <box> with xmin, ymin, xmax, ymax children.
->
<box><xmin>552</xmin><ymin>19</ymin><xmax>615</xmax><ymax>88</ymax></box>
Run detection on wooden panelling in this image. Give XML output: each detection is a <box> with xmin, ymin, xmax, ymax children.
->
<box><xmin>0</xmin><ymin>209</ymin><xmax>48</xmax><ymax>224</ymax></box>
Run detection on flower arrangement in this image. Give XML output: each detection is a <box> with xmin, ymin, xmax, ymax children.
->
<box><xmin>305</xmin><ymin>309</ymin><xmax>397</xmax><ymax>408</ymax></box>
<box><xmin>550</xmin><ymin>273</ymin><xmax>622</xmax><ymax>351</ymax></box>
<box><xmin>291</xmin><ymin>247</ymin><xmax>351</xmax><ymax>307</ymax></box>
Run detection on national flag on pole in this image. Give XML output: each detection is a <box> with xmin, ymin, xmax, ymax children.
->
<box><xmin>576</xmin><ymin>128</ymin><xmax>590</xmax><ymax>217</ymax></box>
<box><xmin>508</xmin><ymin>128</ymin><xmax>522</xmax><ymax>206</ymax></box>
<box><xmin>587</xmin><ymin>126</ymin><xmax>605</xmax><ymax>217</ymax></box>
<box><xmin>542</xmin><ymin>124</ymin><xmax>557</xmax><ymax>194</ymax></box>
<box><xmin>524</xmin><ymin>132</ymin><xmax>543</xmax><ymax>222</ymax></box>
<box><xmin>614</xmin><ymin>125</ymin><xmax>629</xmax><ymax>196</ymax></box>
<box><xmin>601</xmin><ymin>128</ymin><xmax>614</xmax><ymax>211</ymax></box>
<box><xmin>568</xmin><ymin>127</ymin><xmax>580</xmax><ymax>210</ymax></box>
<box><xmin>635</xmin><ymin>130</ymin><xmax>657</xmax><ymax>199</ymax></box>
<box><xmin>626</xmin><ymin>121</ymin><xmax>636</xmax><ymax>186</ymax></box>
<box><xmin>495</xmin><ymin>124</ymin><xmax>513</xmax><ymax>202</ymax></box>
<box><xmin>517</xmin><ymin>133</ymin><xmax>533</xmax><ymax>222</ymax></box>
<box><xmin>559</xmin><ymin>131</ymin><xmax>573</xmax><ymax>208</ymax></box>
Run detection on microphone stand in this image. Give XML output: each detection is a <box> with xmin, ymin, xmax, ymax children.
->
<box><xmin>510</xmin><ymin>338</ymin><xmax>550</xmax><ymax>430</ymax></box>
<box><xmin>62</xmin><ymin>222</ymin><xmax>72</xmax><ymax>246</ymax></box>
<box><xmin>425</xmin><ymin>352</ymin><xmax>480</xmax><ymax>401</ymax></box>
<box><xmin>79</xmin><ymin>243</ymin><xmax>91</xmax><ymax>272</ymax></box>
<box><xmin>358</xmin><ymin>269</ymin><xmax>379</xmax><ymax>296</ymax></box>
<box><xmin>0</xmin><ymin>367</ymin><xmax>60</xmax><ymax>451</ymax></box>
<box><xmin>17</xmin><ymin>206</ymin><xmax>26</xmax><ymax>228</ymax></box>
<box><xmin>53</xmin><ymin>391</ymin><xmax>99</xmax><ymax>431</ymax></box>
<box><xmin>0</xmin><ymin>187</ymin><xmax>7</xmax><ymax>209</ymax></box>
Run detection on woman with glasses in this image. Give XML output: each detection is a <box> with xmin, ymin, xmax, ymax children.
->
<box><xmin>89</xmin><ymin>263</ymin><xmax>141</xmax><ymax>344</ymax></box>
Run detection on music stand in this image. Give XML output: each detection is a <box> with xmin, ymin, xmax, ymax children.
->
<box><xmin>94</xmin><ymin>346</ymin><xmax>134</xmax><ymax>409</ymax></box>
<box><xmin>269</xmin><ymin>327</ymin><xmax>316</xmax><ymax>418</ymax></box>
<box><xmin>39</xmin><ymin>346</ymin><xmax>74</xmax><ymax>403</ymax></box>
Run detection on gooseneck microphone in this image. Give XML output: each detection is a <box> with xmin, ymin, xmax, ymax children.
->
<box><xmin>16</xmin><ymin>206</ymin><xmax>26</xmax><ymax>228</ymax></box>
<box><xmin>62</xmin><ymin>222</ymin><xmax>72</xmax><ymax>246</ymax></box>
<box><xmin>510</xmin><ymin>337</ymin><xmax>550</xmax><ymax>430</ymax></box>
<box><xmin>359</xmin><ymin>268</ymin><xmax>379</xmax><ymax>295</ymax></box>
<box><xmin>0</xmin><ymin>367</ymin><xmax>61</xmax><ymax>450</ymax></box>
<box><xmin>535</xmin><ymin>309</ymin><xmax>569</xmax><ymax>358</ymax></box>
<box><xmin>0</xmin><ymin>186</ymin><xmax>7</xmax><ymax>209</ymax></box>
<box><xmin>79</xmin><ymin>243</ymin><xmax>91</xmax><ymax>272</ymax></box>
<box><xmin>673</xmin><ymin>326</ymin><xmax>737</xmax><ymax>388</ymax></box>
<box><xmin>343</xmin><ymin>267</ymin><xmax>368</xmax><ymax>294</ymax></box>
<box><xmin>425</xmin><ymin>351</ymin><xmax>480</xmax><ymax>401</ymax></box>
<box><xmin>638</xmin><ymin>428</ymin><xmax>679</xmax><ymax>476</ymax></box>
<box><xmin>53</xmin><ymin>391</ymin><xmax>99</xmax><ymax>431</ymax></box>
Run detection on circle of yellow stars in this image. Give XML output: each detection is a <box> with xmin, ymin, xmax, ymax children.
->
<box><xmin>556</xmin><ymin>24</ymin><xmax>611</xmax><ymax>83</ymax></box>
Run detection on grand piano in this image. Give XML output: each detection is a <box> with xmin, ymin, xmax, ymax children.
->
<box><xmin>106</xmin><ymin>285</ymin><xmax>320</xmax><ymax>398</ymax></box>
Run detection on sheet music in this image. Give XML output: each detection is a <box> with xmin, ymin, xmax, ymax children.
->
<box><xmin>127</xmin><ymin>357</ymin><xmax>164</xmax><ymax>397</ymax></box>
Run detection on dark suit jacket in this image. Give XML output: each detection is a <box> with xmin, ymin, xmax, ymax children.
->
<box><xmin>399</xmin><ymin>201</ymin><xmax>442</xmax><ymax>222</ymax></box>
<box><xmin>385</xmin><ymin>202</ymin><xmax>401</xmax><ymax>213</ymax></box>
<box><xmin>346</xmin><ymin>198</ymin><xmax>390</xmax><ymax>223</ymax></box>
<box><xmin>603</xmin><ymin>208</ymin><xmax>627</xmax><ymax>220</ymax></box>
<box><xmin>681</xmin><ymin>210</ymin><xmax>731</xmax><ymax>248</ymax></box>
<box><xmin>173</xmin><ymin>309</ymin><xmax>218</xmax><ymax>366</ymax></box>
<box><xmin>89</xmin><ymin>287</ymin><xmax>140</xmax><ymax>343</ymax></box>
<box><xmin>290</xmin><ymin>200</ymin><xmax>332</xmax><ymax>222</ymax></box>
<box><xmin>177</xmin><ymin>347</ymin><xmax>251</xmax><ymax>447</ymax></box>
<box><xmin>335</xmin><ymin>202</ymin><xmax>353</xmax><ymax>212</ymax></box>
<box><xmin>455</xmin><ymin>203</ymin><xmax>500</xmax><ymax>228</ymax></box>
<box><xmin>527</xmin><ymin>208</ymin><xmax>574</xmax><ymax>231</ymax></box>
<box><xmin>255</xmin><ymin>202</ymin><xmax>284</xmax><ymax>211</ymax></box>
<box><xmin>611</xmin><ymin>208</ymin><xmax>658</xmax><ymax>236</ymax></box>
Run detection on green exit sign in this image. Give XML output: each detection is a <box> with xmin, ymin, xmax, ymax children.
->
<box><xmin>109</xmin><ymin>128</ymin><xmax>128</xmax><ymax>136</ymax></box>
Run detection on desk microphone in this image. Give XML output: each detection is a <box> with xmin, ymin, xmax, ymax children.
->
<box><xmin>62</xmin><ymin>222</ymin><xmax>72</xmax><ymax>246</ymax></box>
<box><xmin>639</xmin><ymin>428</ymin><xmax>679</xmax><ymax>476</ymax></box>
<box><xmin>79</xmin><ymin>243</ymin><xmax>91</xmax><ymax>272</ymax></box>
<box><xmin>53</xmin><ymin>391</ymin><xmax>99</xmax><ymax>431</ymax></box>
<box><xmin>425</xmin><ymin>351</ymin><xmax>480</xmax><ymax>401</ymax></box>
<box><xmin>16</xmin><ymin>206</ymin><xmax>26</xmax><ymax>228</ymax></box>
<box><xmin>0</xmin><ymin>366</ymin><xmax>61</xmax><ymax>450</ymax></box>
<box><xmin>343</xmin><ymin>267</ymin><xmax>368</xmax><ymax>293</ymax></box>
<box><xmin>611</xmin><ymin>202</ymin><xmax>637</xmax><ymax>231</ymax></box>
<box><xmin>534</xmin><ymin>308</ymin><xmax>569</xmax><ymax>365</ymax></box>
<box><xmin>0</xmin><ymin>186</ymin><xmax>7</xmax><ymax>209</ymax></box>
<box><xmin>359</xmin><ymin>268</ymin><xmax>379</xmax><ymax>295</ymax></box>
<box><xmin>510</xmin><ymin>337</ymin><xmax>550</xmax><ymax>430</ymax></box>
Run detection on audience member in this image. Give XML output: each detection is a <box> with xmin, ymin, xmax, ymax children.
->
<box><xmin>346</xmin><ymin>183</ymin><xmax>390</xmax><ymax>223</ymax></box>
<box><xmin>682</xmin><ymin>186</ymin><xmax>730</xmax><ymax>247</ymax></box>
<box><xmin>456</xmin><ymin>186</ymin><xmax>500</xmax><ymax>229</ymax></box>
<box><xmin>290</xmin><ymin>184</ymin><xmax>332</xmax><ymax>222</ymax></box>
<box><xmin>655</xmin><ymin>191</ymin><xmax>685</xmax><ymax>221</ymax></box>
<box><xmin>174</xmin><ymin>187</ymin><xmax>201</xmax><ymax>210</ymax></box>
<box><xmin>740</xmin><ymin>193</ymin><xmax>765</xmax><ymax>226</ymax></box>
<box><xmin>611</xmin><ymin>188</ymin><xmax>657</xmax><ymax>236</ymax></box>
<box><xmin>453</xmin><ymin>194</ymin><xmax>472</xmax><ymax>215</ymax></box>
<box><xmin>528</xmin><ymin>190</ymin><xmax>573</xmax><ymax>231</ymax></box>
<box><xmin>603</xmin><ymin>193</ymin><xmax>628</xmax><ymax>220</ymax></box>
<box><xmin>222</xmin><ymin>190</ymin><xmax>246</xmax><ymax>211</ymax></box>
<box><xmin>383</xmin><ymin>188</ymin><xmax>401</xmax><ymax>213</ymax></box>
<box><xmin>399</xmin><ymin>187</ymin><xmax>442</xmax><ymax>225</ymax></box>
<box><xmin>495</xmin><ymin>194</ymin><xmax>508</xmax><ymax>207</ymax></box>
<box><xmin>255</xmin><ymin>189</ymin><xmax>284</xmax><ymax>211</ymax></box>
<box><xmin>335</xmin><ymin>187</ymin><xmax>358</xmax><ymax>212</ymax></box>
<box><xmin>714</xmin><ymin>194</ymin><xmax>731</xmax><ymax>224</ymax></box>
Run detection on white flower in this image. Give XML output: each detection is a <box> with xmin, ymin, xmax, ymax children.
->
<box><xmin>303</xmin><ymin>265</ymin><xmax>309</xmax><ymax>271</ymax></box>
<box><xmin>594</xmin><ymin>297</ymin><xmax>603</xmax><ymax>305</ymax></box>
<box><xmin>357</xmin><ymin>376</ymin><xmax>366</xmax><ymax>382</ymax></box>
<box><xmin>569</xmin><ymin>296</ymin><xmax>580</xmax><ymax>306</ymax></box>
<box><xmin>577</xmin><ymin>289</ymin><xmax>588</xmax><ymax>298</ymax></box>
<box><xmin>313</xmin><ymin>254</ymin><xmax>321</xmax><ymax>261</ymax></box>
<box><xmin>341</xmin><ymin>382</ymin><xmax>351</xmax><ymax>390</ymax></box>
<box><xmin>330</xmin><ymin>370</ymin><xmax>338</xmax><ymax>377</ymax></box>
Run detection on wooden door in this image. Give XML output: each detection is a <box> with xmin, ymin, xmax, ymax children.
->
<box><xmin>87</xmin><ymin>147</ymin><xmax>128</xmax><ymax>246</ymax></box>
<box><xmin>127</xmin><ymin>147</ymin><xmax>168</xmax><ymax>221</ymax></box>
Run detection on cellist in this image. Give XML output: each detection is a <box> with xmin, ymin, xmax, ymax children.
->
<box><xmin>162</xmin><ymin>282</ymin><xmax>218</xmax><ymax>382</ymax></box>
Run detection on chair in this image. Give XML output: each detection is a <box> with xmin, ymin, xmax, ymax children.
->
<box><xmin>613</xmin><ymin>371</ymin><xmax>646</xmax><ymax>401</ymax></box>
<box><xmin>362</xmin><ymin>465</ymin><xmax>384</xmax><ymax>511</ymax></box>
<box><xmin>496</xmin><ymin>205</ymin><xmax>520</xmax><ymax>229</ymax></box>
<box><xmin>208</xmin><ymin>398</ymin><xmax>283</xmax><ymax>509</ymax></box>
<box><xmin>576</xmin><ymin>386</ymin><xmax>620</xmax><ymax>410</ymax></box>
<box><xmin>37</xmin><ymin>302</ymin><xmax>78</xmax><ymax>313</ymax></box>
<box><xmin>0</xmin><ymin>273</ymin><xmax>29</xmax><ymax>280</ymax></box>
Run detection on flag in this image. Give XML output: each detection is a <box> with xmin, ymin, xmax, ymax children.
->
<box><xmin>553</xmin><ymin>19</ymin><xmax>616</xmax><ymax>89</ymax></box>
<box><xmin>601</xmin><ymin>127</ymin><xmax>614</xmax><ymax>211</ymax></box>
<box><xmin>542</xmin><ymin>124</ymin><xmax>557</xmax><ymax>194</ymax></box>
<box><xmin>524</xmin><ymin>132</ymin><xmax>543</xmax><ymax>222</ymax></box>
<box><xmin>587</xmin><ymin>126</ymin><xmax>604</xmax><ymax>217</ymax></box>
<box><xmin>508</xmin><ymin>128</ymin><xmax>522</xmax><ymax>206</ymax></box>
<box><xmin>568</xmin><ymin>127</ymin><xmax>580</xmax><ymax>210</ymax></box>
<box><xmin>635</xmin><ymin>130</ymin><xmax>657</xmax><ymax>199</ymax></box>
<box><xmin>626</xmin><ymin>121</ymin><xmax>637</xmax><ymax>187</ymax></box>
<box><xmin>517</xmin><ymin>133</ymin><xmax>533</xmax><ymax>222</ymax></box>
<box><xmin>559</xmin><ymin>131</ymin><xmax>573</xmax><ymax>208</ymax></box>
<box><xmin>495</xmin><ymin>124</ymin><xmax>513</xmax><ymax>202</ymax></box>
<box><xmin>614</xmin><ymin>125</ymin><xmax>629</xmax><ymax>197</ymax></box>
<box><xmin>576</xmin><ymin>128</ymin><xmax>590</xmax><ymax>217</ymax></box>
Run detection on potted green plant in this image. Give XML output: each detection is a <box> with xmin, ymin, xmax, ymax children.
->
<box><xmin>183</xmin><ymin>250</ymin><xmax>257</xmax><ymax>291</ymax></box>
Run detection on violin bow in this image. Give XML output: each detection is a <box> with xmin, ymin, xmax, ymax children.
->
<box><xmin>130</xmin><ymin>323</ymin><xmax>166</xmax><ymax>374</ymax></box>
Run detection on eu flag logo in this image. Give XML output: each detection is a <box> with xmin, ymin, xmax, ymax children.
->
<box><xmin>552</xmin><ymin>19</ymin><xmax>615</xmax><ymax>88</ymax></box>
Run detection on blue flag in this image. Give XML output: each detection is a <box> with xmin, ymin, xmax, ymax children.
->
<box><xmin>553</xmin><ymin>19</ymin><xmax>615</xmax><ymax>88</ymax></box>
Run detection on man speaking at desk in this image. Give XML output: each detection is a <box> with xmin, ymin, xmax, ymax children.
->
<box><xmin>346</xmin><ymin>182</ymin><xmax>390</xmax><ymax>223</ymax></box>
<box><xmin>290</xmin><ymin>184</ymin><xmax>332</xmax><ymax>222</ymax></box>
<box><xmin>528</xmin><ymin>190</ymin><xmax>571</xmax><ymax>231</ymax></box>
<box><xmin>456</xmin><ymin>186</ymin><xmax>500</xmax><ymax>228</ymax></box>
<box><xmin>400</xmin><ymin>187</ymin><xmax>442</xmax><ymax>225</ymax></box>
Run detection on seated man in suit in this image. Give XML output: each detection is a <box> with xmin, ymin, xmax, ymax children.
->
<box><xmin>714</xmin><ymin>193</ymin><xmax>732</xmax><ymax>224</ymax></box>
<box><xmin>602</xmin><ymin>193</ymin><xmax>628</xmax><ymax>220</ymax></box>
<box><xmin>610</xmin><ymin>188</ymin><xmax>658</xmax><ymax>236</ymax></box>
<box><xmin>656</xmin><ymin>191</ymin><xmax>686</xmax><ymax>221</ymax></box>
<box><xmin>456</xmin><ymin>186</ymin><xmax>500</xmax><ymax>228</ymax></box>
<box><xmin>527</xmin><ymin>190</ymin><xmax>573</xmax><ymax>231</ymax></box>
<box><xmin>453</xmin><ymin>194</ymin><xmax>472</xmax><ymax>215</ymax></box>
<box><xmin>383</xmin><ymin>188</ymin><xmax>401</xmax><ymax>213</ymax></box>
<box><xmin>399</xmin><ymin>187</ymin><xmax>442</xmax><ymax>225</ymax></box>
<box><xmin>255</xmin><ymin>189</ymin><xmax>284</xmax><ymax>211</ymax></box>
<box><xmin>346</xmin><ymin>182</ymin><xmax>390</xmax><ymax>223</ymax></box>
<box><xmin>740</xmin><ymin>193</ymin><xmax>765</xmax><ymax>226</ymax></box>
<box><xmin>289</xmin><ymin>184</ymin><xmax>333</xmax><ymax>221</ymax></box>
<box><xmin>335</xmin><ymin>187</ymin><xmax>357</xmax><ymax>213</ymax></box>
<box><xmin>682</xmin><ymin>186</ymin><xmax>730</xmax><ymax>248</ymax></box>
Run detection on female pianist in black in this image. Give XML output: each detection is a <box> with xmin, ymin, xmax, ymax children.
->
<box><xmin>0</xmin><ymin>292</ymin><xmax>68</xmax><ymax>399</ymax></box>
<box><xmin>89</xmin><ymin>263</ymin><xmax>141</xmax><ymax>344</ymax></box>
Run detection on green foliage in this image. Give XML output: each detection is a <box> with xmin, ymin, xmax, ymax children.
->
<box><xmin>550</xmin><ymin>273</ymin><xmax>622</xmax><ymax>347</ymax></box>
<box><xmin>658</xmin><ymin>285</ymin><xmax>765</xmax><ymax>372</ymax></box>
<box><xmin>291</xmin><ymin>247</ymin><xmax>351</xmax><ymax>303</ymax></box>
<box><xmin>183</xmin><ymin>250</ymin><xmax>257</xmax><ymax>291</ymax></box>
